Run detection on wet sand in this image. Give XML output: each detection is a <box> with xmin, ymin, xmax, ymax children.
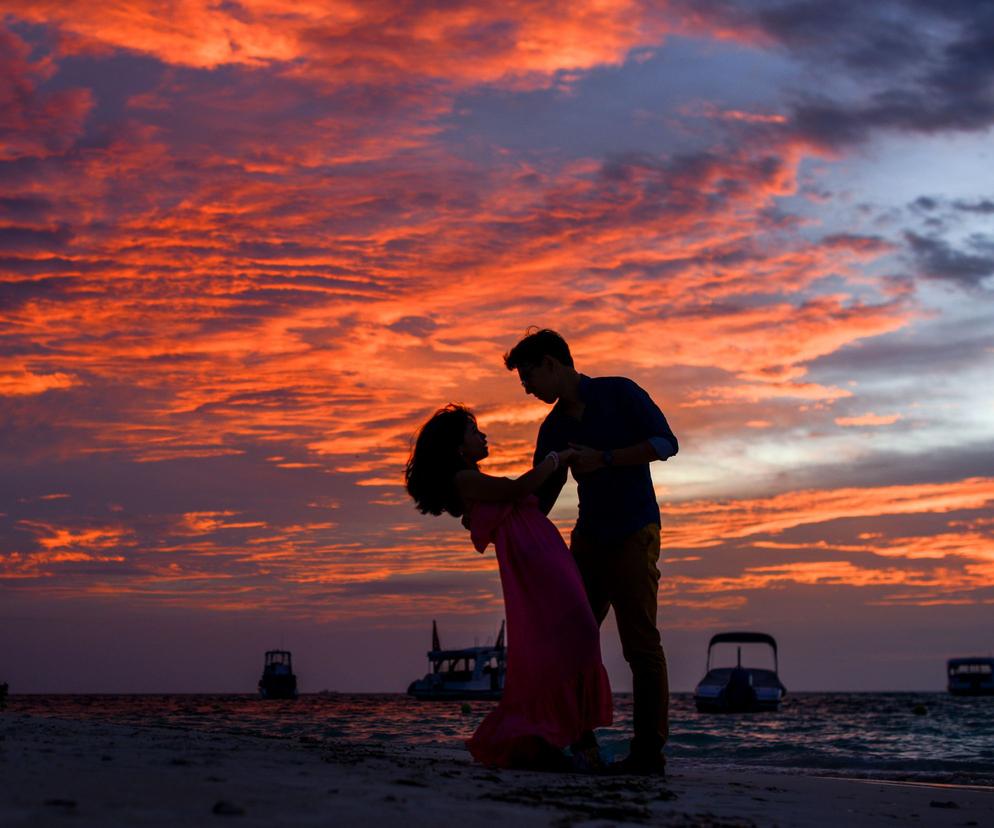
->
<box><xmin>2</xmin><ymin>712</ymin><xmax>992</xmax><ymax>826</ymax></box>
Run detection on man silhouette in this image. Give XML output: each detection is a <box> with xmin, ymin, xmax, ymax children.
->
<box><xmin>504</xmin><ymin>328</ymin><xmax>678</xmax><ymax>774</ymax></box>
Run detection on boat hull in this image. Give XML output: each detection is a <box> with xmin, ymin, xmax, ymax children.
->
<box><xmin>259</xmin><ymin>676</ymin><xmax>298</xmax><ymax>699</ymax></box>
<box><xmin>693</xmin><ymin>665</ymin><xmax>786</xmax><ymax>714</ymax></box>
<box><xmin>407</xmin><ymin>678</ymin><xmax>502</xmax><ymax>701</ymax></box>
<box><xmin>407</xmin><ymin>687</ymin><xmax>502</xmax><ymax>701</ymax></box>
<box><xmin>948</xmin><ymin>685</ymin><xmax>994</xmax><ymax>696</ymax></box>
<box><xmin>693</xmin><ymin>695</ymin><xmax>782</xmax><ymax>713</ymax></box>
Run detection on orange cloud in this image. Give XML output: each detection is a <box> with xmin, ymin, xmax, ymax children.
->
<box><xmin>835</xmin><ymin>412</ymin><xmax>902</xmax><ymax>426</ymax></box>
<box><xmin>3</xmin><ymin>2</ymin><xmax>986</xmax><ymax>642</ymax></box>
<box><xmin>2</xmin><ymin>0</ymin><xmax>674</xmax><ymax>89</ymax></box>
<box><xmin>0</xmin><ymin>27</ymin><xmax>95</xmax><ymax>161</ymax></box>
<box><xmin>665</xmin><ymin>477</ymin><xmax>994</xmax><ymax>549</ymax></box>
<box><xmin>0</xmin><ymin>370</ymin><xmax>78</xmax><ymax>396</ymax></box>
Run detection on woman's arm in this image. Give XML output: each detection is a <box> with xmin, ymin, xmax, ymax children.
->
<box><xmin>454</xmin><ymin>449</ymin><xmax>574</xmax><ymax>504</ymax></box>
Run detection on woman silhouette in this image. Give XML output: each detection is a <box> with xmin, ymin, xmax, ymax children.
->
<box><xmin>405</xmin><ymin>404</ymin><xmax>612</xmax><ymax>769</ymax></box>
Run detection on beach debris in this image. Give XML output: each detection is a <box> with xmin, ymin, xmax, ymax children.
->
<box><xmin>212</xmin><ymin>800</ymin><xmax>246</xmax><ymax>816</ymax></box>
<box><xmin>461</xmin><ymin>702</ymin><xmax>473</xmax><ymax>715</ymax></box>
<box><xmin>912</xmin><ymin>704</ymin><xmax>928</xmax><ymax>715</ymax></box>
<box><xmin>929</xmin><ymin>800</ymin><xmax>960</xmax><ymax>809</ymax></box>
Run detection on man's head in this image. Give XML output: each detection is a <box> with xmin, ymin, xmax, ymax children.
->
<box><xmin>503</xmin><ymin>328</ymin><xmax>575</xmax><ymax>403</ymax></box>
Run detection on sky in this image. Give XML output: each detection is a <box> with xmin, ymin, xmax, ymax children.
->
<box><xmin>1</xmin><ymin>0</ymin><xmax>993</xmax><ymax>694</ymax></box>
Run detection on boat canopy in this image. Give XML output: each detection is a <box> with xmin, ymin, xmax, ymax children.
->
<box><xmin>706</xmin><ymin>632</ymin><xmax>779</xmax><ymax>672</ymax></box>
<box><xmin>708</xmin><ymin>632</ymin><xmax>778</xmax><ymax>651</ymax></box>
<box><xmin>427</xmin><ymin>620</ymin><xmax>505</xmax><ymax>661</ymax></box>
<box><xmin>428</xmin><ymin>645</ymin><xmax>504</xmax><ymax>660</ymax></box>
<box><xmin>948</xmin><ymin>657</ymin><xmax>994</xmax><ymax>672</ymax></box>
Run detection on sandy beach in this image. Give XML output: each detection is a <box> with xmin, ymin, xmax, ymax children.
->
<box><xmin>2</xmin><ymin>713</ymin><xmax>992</xmax><ymax>827</ymax></box>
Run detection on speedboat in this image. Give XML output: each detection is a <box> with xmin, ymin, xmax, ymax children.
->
<box><xmin>693</xmin><ymin>631</ymin><xmax>787</xmax><ymax>713</ymax></box>
<box><xmin>258</xmin><ymin>650</ymin><xmax>298</xmax><ymax>699</ymax></box>
<box><xmin>407</xmin><ymin>620</ymin><xmax>506</xmax><ymax>700</ymax></box>
<box><xmin>947</xmin><ymin>657</ymin><xmax>994</xmax><ymax>696</ymax></box>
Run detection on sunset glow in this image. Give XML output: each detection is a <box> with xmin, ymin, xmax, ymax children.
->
<box><xmin>2</xmin><ymin>0</ymin><xmax>992</xmax><ymax>693</ymax></box>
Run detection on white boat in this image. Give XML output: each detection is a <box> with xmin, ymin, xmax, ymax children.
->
<box><xmin>693</xmin><ymin>632</ymin><xmax>787</xmax><ymax>713</ymax></box>
<box><xmin>407</xmin><ymin>620</ymin><xmax>506</xmax><ymax>700</ymax></box>
<box><xmin>947</xmin><ymin>657</ymin><xmax>994</xmax><ymax>696</ymax></box>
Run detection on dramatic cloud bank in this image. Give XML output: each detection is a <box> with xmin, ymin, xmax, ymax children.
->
<box><xmin>1</xmin><ymin>0</ymin><xmax>992</xmax><ymax>691</ymax></box>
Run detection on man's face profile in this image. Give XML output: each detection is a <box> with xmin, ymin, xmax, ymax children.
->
<box><xmin>518</xmin><ymin>357</ymin><xmax>558</xmax><ymax>403</ymax></box>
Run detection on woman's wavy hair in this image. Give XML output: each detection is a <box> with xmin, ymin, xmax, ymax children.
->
<box><xmin>405</xmin><ymin>404</ymin><xmax>477</xmax><ymax>517</ymax></box>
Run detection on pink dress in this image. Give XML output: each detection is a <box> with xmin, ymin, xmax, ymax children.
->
<box><xmin>465</xmin><ymin>495</ymin><xmax>613</xmax><ymax>767</ymax></box>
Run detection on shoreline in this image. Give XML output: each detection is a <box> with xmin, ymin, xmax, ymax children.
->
<box><xmin>3</xmin><ymin>713</ymin><xmax>994</xmax><ymax>826</ymax></box>
<box><xmin>7</xmin><ymin>691</ymin><xmax>993</xmax><ymax>791</ymax></box>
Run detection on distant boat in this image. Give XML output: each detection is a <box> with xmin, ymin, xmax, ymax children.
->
<box><xmin>947</xmin><ymin>657</ymin><xmax>994</xmax><ymax>696</ymax></box>
<box><xmin>407</xmin><ymin>620</ymin><xmax>506</xmax><ymax>700</ymax></box>
<box><xmin>693</xmin><ymin>631</ymin><xmax>787</xmax><ymax>713</ymax></box>
<box><xmin>258</xmin><ymin>650</ymin><xmax>298</xmax><ymax>699</ymax></box>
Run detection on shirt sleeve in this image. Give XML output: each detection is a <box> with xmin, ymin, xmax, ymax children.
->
<box><xmin>533</xmin><ymin>416</ymin><xmax>569</xmax><ymax>515</ymax></box>
<box><xmin>620</xmin><ymin>379</ymin><xmax>679</xmax><ymax>460</ymax></box>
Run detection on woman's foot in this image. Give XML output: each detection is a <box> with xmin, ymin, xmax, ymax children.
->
<box><xmin>569</xmin><ymin>732</ymin><xmax>606</xmax><ymax>773</ymax></box>
<box><xmin>570</xmin><ymin>745</ymin><xmax>606</xmax><ymax>774</ymax></box>
<box><xmin>512</xmin><ymin>736</ymin><xmax>573</xmax><ymax>772</ymax></box>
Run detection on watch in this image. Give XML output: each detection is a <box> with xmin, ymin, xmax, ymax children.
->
<box><xmin>602</xmin><ymin>449</ymin><xmax>614</xmax><ymax>468</ymax></box>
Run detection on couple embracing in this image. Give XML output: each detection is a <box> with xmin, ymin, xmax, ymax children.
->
<box><xmin>405</xmin><ymin>329</ymin><xmax>678</xmax><ymax>774</ymax></box>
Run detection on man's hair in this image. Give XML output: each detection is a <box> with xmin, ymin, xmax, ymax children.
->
<box><xmin>503</xmin><ymin>328</ymin><xmax>574</xmax><ymax>370</ymax></box>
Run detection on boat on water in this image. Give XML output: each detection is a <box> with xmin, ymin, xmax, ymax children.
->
<box><xmin>693</xmin><ymin>631</ymin><xmax>787</xmax><ymax>713</ymax></box>
<box><xmin>258</xmin><ymin>650</ymin><xmax>298</xmax><ymax>699</ymax></box>
<box><xmin>407</xmin><ymin>620</ymin><xmax>506</xmax><ymax>700</ymax></box>
<box><xmin>947</xmin><ymin>657</ymin><xmax>994</xmax><ymax>696</ymax></box>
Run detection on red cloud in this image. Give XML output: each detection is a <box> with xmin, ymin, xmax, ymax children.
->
<box><xmin>0</xmin><ymin>27</ymin><xmax>94</xmax><ymax>161</ymax></box>
<box><xmin>3</xmin><ymin>0</ymin><xmax>674</xmax><ymax>88</ymax></box>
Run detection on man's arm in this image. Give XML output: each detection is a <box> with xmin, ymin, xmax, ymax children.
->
<box><xmin>570</xmin><ymin>379</ymin><xmax>677</xmax><ymax>475</ymax></box>
<box><xmin>625</xmin><ymin>379</ymin><xmax>678</xmax><ymax>458</ymax></box>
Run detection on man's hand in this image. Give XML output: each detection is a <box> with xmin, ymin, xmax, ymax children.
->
<box><xmin>568</xmin><ymin>442</ymin><xmax>606</xmax><ymax>476</ymax></box>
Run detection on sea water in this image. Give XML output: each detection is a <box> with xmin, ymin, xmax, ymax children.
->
<box><xmin>11</xmin><ymin>692</ymin><xmax>994</xmax><ymax>786</ymax></box>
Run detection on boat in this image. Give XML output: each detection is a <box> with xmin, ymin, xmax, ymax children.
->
<box><xmin>693</xmin><ymin>631</ymin><xmax>787</xmax><ymax>713</ymax></box>
<box><xmin>947</xmin><ymin>657</ymin><xmax>994</xmax><ymax>696</ymax></box>
<box><xmin>258</xmin><ymin>650</ymin><xmax>298</xmax><ymax>699</ymax></box>
<box><xmin>407</xmin><ymin>620</ymin><xmax>506</xmax><ymax>700</ymax></box>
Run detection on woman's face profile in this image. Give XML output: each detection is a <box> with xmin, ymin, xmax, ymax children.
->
<box><xmin>461</xmin><ymin>420</ymin><xmax>489</xmax><ymax>463</ymax></box>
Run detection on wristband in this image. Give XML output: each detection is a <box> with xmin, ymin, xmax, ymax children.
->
<box><xmin>546</xmin><ymin>451</ymin><xmax>560</xmax><ymax>470</ymax></box>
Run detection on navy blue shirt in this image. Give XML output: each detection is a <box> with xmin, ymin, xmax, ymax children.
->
<box><xmin>534</xmin><ymin>375</ymin><xmax>678</xmax><ymax>541</ymax></box>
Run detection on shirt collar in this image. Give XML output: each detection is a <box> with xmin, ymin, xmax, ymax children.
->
<box><xmin>577</xmin><ymin>374</ymin><xmax>592</xmax><ymax>402</ymax></box>
<box><xmin>552</xmin><ymin>374</ymin><xmax>591</xmax><ymax>418</ymax></box>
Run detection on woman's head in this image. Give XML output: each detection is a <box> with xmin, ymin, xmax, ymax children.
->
<box><xmin>405</xmin><ymin>404</ymin><xmax>488</xmax><ymax>516</ymax></box>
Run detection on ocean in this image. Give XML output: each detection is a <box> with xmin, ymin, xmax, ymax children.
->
<box><xmin>11</xmin><ymin>692</ymin><xmax>994</xmax><ymax>786</ymax></box>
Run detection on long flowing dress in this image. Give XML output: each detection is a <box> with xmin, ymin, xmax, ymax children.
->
<box><xmin>465</xmin><ymin>495</ymin><xmax>613</xmax><ymax>767</ymax></box>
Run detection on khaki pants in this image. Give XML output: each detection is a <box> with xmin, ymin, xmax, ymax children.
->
<box><xmin>571</xmin><ymin>523</ymin><xmax>668</xmax><ymax>755</ymax></box>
